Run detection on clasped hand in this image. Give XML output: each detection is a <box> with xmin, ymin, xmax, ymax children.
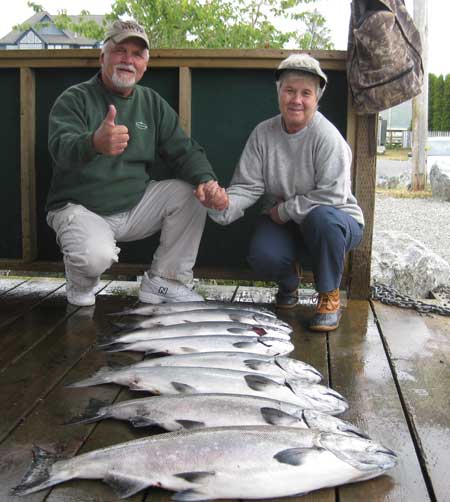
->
<box><xmin>195</xmin><ymin>180</ymin><xmax>229</xmax><ymax>210</ymax></box>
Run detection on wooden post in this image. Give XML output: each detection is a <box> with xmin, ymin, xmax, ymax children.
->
<box><xmin>349</xmin><ymin>113</ymin><xmax>377</xmax><ymax>300</ymax></box>
<box><xmin>179</xmin><ymin>66</ymin><xmax>192</xmax><ymax>136</ymax></box>
<box><xmin>20</xmin><ymin>67</ymin><xmax>37</xmax><ymax>263</ymax></box>
<box><xmin>411</xmin><ymin>0</ymin><xmax>429</xmax><ymax>190</ymax></box>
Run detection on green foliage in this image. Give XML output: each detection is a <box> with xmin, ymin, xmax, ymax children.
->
<box><xmin>36</xmin><ymin>0</ymin><xmax>333</xmax><ymax>49</ymax></box>
<box><xmin>429</xmin><ymin>72</ymin><xmax>450</xmax><ymax>131</ymax></box>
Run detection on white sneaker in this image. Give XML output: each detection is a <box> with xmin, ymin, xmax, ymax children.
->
<box><xmin>139</xmin><ymin>272</ymin><xmax>204</xmax><ymax>304</ymax></box>
<box><xmin>66</xmin><ymin>282</ymin><xmax>96</xmax><ymax>307</ymax></box>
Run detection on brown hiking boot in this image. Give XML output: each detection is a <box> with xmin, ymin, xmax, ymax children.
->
<box><xmin>309</xmin><ymin>288</ymin><xmax>341</xmax><ymax>332</ymax></box>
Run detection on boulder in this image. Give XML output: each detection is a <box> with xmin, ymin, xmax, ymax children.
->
<box><xmin>429</xmin><ymin>159</ymin><xmax>450</xmax><ymax>201</ymax></box>
<box><xmin>371</xmin><ymin>231</ymin><xmax>450</xmax><ymax>298</ymax></box>
<box><xmin>376</xmin><ymin>171</ymin><xmax>411</xmax><ymax>190</ymax></box>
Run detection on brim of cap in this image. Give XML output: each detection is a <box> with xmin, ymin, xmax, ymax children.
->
<box><xmin>275</xmin><ymin>67</ymin><xmax>327</xmax><ymax>88</ymax></box>
<box><xmin>107</xmin><ymin>32</ymin><xmax>149</xmax><ymax>49</ymax></box>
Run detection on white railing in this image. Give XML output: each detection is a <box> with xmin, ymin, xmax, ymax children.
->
<box><xmin>428</xmin><ymin>131</ymin><xmax>450</xmax><ymax>137</ymax></box>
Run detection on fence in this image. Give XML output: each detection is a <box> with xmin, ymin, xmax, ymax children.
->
<box><xmin>0</xmin><ymin>48</ymin><xmax>376</xmax><ymax>299</ymax></box>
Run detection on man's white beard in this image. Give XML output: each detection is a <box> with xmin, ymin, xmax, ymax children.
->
<box><xmin>111</xmin><ymin>65</ymin><xmax>137</xmax><ymax>90</ymax></box>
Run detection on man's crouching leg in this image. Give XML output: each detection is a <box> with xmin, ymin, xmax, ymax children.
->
<box><xmin>300</xmin><ymin>205</ymin><xmax>363</xmax><ymax>332</ymax></box>
<box><xmin>47</xmin><ymin>204</ymin><xmax>120</xmax><ymax>306</ymax></box>
<box><xmin>118</xmin><ymin>180</ymin><xmax>206</xmax><ymax>304</ymax></box>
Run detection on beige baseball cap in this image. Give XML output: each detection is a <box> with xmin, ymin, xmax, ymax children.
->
<box><xmin>275</xmin><ymin>54</ymin><xmax>328</xmax><ymax>89</ymax></box>
<box><xmin>104</xmin><ymin>20</ymin><xmax>150</xmax><ymax>49</ymax></box>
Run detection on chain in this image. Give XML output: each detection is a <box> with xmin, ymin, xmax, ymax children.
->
<box><xmin>370</xmin><ymin>282</ymin><xmax>450</xmax><ymax>317</ymax></box>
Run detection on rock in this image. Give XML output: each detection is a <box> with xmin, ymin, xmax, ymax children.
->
<box><xmin>429</xmin><ymin>159</ymin><xmax>450</xmax><ymax>201</ymax></box>
<box><xmin>371</xmin><ymin>231</ymin><xmax>450</xmax><ymax>298</ymax></box>
<box><xmin>376</xmin><ymin>171</ymin><xmax>411</xmax><ymax>189</ymax></box>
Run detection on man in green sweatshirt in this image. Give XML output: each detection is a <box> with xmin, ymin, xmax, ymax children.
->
<box><xmin>46</xmin><ymin>20</ymin><xmax>222</xmax><ymax>307</ymax></box>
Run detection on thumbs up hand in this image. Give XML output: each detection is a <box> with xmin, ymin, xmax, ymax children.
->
<box><xmin>92</xmin><ymin>105</ymin><xmax>129</xmax><ymax>156</ymax></box>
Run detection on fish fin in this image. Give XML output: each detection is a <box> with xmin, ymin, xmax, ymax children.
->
<box><xmin>260</xmin><ymin>407</ymin><xmax>300</xmax><ymax>426</ymax></box>
<box><xmin>129</xmin><ymin>416</ymin><xmax>158</xmax><ymax>428</ymax></box>
<box><xmin>64</xmin><ymin>398</ymin><xmax>110</xmax><ymax>425</ymax></box>
<box><xmin>232</xmin><ymin>341</ymin><xmax>255</xmax><ymax>348</ymax></box>
<box><xmin>227</xmin><ymin>327</ymin><xmax>250</xmax><ymax>334</ymax></box>
<box><xmin>243</xmin><ymin>359</ymin><xmax>267</xmax><ymax>371</ymax></box>
<box><xmin>174</xmin><ymin>471</ymin><xmax>215</xmax><ymax>483</ymax></box>
<box><xmin>172</xmin><ymin>488</ymin><xmax>209</xmax><ymax>501</ymax></box>
<box><xmin>274</xmin><ymin>447</ymin><xmax>317</xmax><ymax>466</ymax></box>
<box><xmin>104</xmin><ymin>472</ymin><xmax>150</xmax><ymax>498</ymax></box>
<box><xmin>336</xmin><ymin>425</ymin><xmax>370</xmax><ymax>439</ymax></box>
<box><xmin>175</xmin><ymin>419</ymin><xmax>205</xmax><ymax>429</ymax></box>
<box><xmin>228</xmin><ymin>314</ymin><xmax>245</xmax><ymax>322</ymax></box>
<box><xmin>10</xmin><ymin>446</ymin><xmax>59</xmax><ymax>496</ymax></box>
<box><xmin>244</xmin><ymin>374</ymin><xmax>279</xmax><ymax>391</ymax></box>
<box><xmin>171</xmin><ymin>381</ymin><xmax>196</xmax><ymax>393</ymax></box>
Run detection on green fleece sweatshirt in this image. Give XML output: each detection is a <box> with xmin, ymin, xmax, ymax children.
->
<box><xmin>46</xmin><ymin>73</ymin><xmax>216</xmax><ymax>215</ymax></box>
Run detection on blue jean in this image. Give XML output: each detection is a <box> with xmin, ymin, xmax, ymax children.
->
<box><xmin>247</xmin><ymin>206</ymin><xmax>363</xmax><ymax>293</ymax></box>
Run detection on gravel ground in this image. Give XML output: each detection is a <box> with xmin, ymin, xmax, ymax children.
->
<box><xmin>374</xmin><ymin>194</ymin><xmax>450</xmax><ymax>266</ymax></box>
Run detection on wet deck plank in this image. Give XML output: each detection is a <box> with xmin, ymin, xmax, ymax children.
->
<box><xmin>0</xmin><ymin>278</ymin><xmax>66</xmax><ymax>330</ymax></box>
<box><xmin>0</xmin><ymin>292</ymin><xmax>138</xmax><ymax>501</ymax></box>
<box><xmin>372</xmin><ymin>301</ymin><xmax>450</xmax><ymax>502</ymax></box>
<box><xmin>0</xmin><ymin>278</ymin><xmax>444</xmax><ymax>501</ymax></box>
<box><xmin>332</xmin><ymin>300</ymin><xmax>430</xmax><ymax>501</ymax></box>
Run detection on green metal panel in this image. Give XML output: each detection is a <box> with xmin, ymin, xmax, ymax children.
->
<box><xmin>34</xmin><ymin>65</ymin><xmax>347</xmax><ymax>273</ymax></box>
<box><xmin>0</xmin><ymin>69</ymin><xmax>21</xmax><ymax>259</ymax></box>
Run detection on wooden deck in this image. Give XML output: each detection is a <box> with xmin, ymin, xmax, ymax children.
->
<box><xmin>0</xmin><ymin>276</ymin><xmax>448</xmax><ymax>502</ymax></box>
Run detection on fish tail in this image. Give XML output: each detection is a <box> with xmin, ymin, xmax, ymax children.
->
<box><xmin>106</xmin><ymin>308</ymin><xmax>136</xmax><ymax>316</ymax></box>
<box><xmin>10</xmin><ymin>446</ymin><xmax>61</xmax><ymax>496</ymax></box>
<box><xmin>108</xmin><ymin>321</ymin><xmax>140</xmax><ymax>334</ymax></box>
<box><xmin>65</xmin><ymin>398</ymin><xmax>110</xmax><ymax>425</ymax></box>
<box><xmin>96</xmin><ymin>335</ymin><xmax>116</xmax><ymax>347</ymax></box>
<box><xmin>100</xmin><ymin>343</ymin><xmax>129</xmax><ymax>353</ymax></box>
<box><xmin>65</xmin><ymin>367</ymin><xmax>114</xmax><ymax>387</ymax></box>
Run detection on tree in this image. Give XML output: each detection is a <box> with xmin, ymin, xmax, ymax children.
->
<box><xmin>431</xmin><ymin>75</ymin><xmax>445</xmax><ymax>131</ymax></box>
<box><xmin>34</xmin><ymin>0</ymin><xmax>333</xmax><ymax>49</ymax></box>
<box><xmin>14</xmin><ymin>1</ymin><xmax>107</xmax><ymax>40</ymax></box>
<box><xmin>428</xmin><ymin>73</ymin><xmax>435</xmax><ymax>131</ymax></box>
<box><xmin>444</xmin><ymin>74</ymin><xmax>450</xmax><ymax>131</ymax></box>
<box><xmin>291</xmin><ymin>8</ymin><xmax>333</xmax><ymax>49</ymax></box>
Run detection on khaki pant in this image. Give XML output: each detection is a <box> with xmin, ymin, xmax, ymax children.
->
<box><xmin>47</xmin><ymin>180</ymin><xmax>206</xmax><ymax>289</ymax></box>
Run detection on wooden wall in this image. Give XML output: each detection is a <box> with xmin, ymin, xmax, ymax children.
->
<box><xmin>0</xmin><ymin>49</ymin><xmax>376</xmax><ymax>299</ymax></box>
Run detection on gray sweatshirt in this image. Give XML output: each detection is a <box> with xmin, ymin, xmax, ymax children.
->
<box><xmin>209</xmin><ymin>111</ymin><xmax>364</xmax><ymax>227</ymax></box>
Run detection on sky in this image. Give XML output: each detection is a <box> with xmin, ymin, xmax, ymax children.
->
<box><xmin>0</xmin><ymin>0</ymin><xmax>447</xmax><ymax>76</ymax></box>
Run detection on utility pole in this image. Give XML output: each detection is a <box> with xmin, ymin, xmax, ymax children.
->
<box><xmin>411</xmin><ymin>0</ymin><xmax>428</xmax><ymax>191</ymax></box>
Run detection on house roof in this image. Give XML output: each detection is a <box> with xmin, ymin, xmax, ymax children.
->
<box><xmin>0</xmin><ymin>11</ymin><xmax>105</xmax><ymax>46</ymax></box>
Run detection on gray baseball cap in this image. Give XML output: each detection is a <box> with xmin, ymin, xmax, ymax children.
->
<box><xmin>275</xmin><ymin>54</ymin><xmax>328</xmax><ymax>89</ymax></box>
<box><xmin>104</xmin><ymin>20</ymin><xmax>150</xmax><ymax>49</ymax></box>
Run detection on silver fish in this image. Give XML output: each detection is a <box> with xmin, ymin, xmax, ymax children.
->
<box><xmin>115</xmin><ymin>309</ymin><xmax>292</xmax><ymax>333</ymax></box>
<box><xmin>115</xmin><ymin>351</ymin><xmax>322</xmax><ymax>383</ymax></box>
<box><xmin>102</xmin><ymin>334</ymin><xmax>294</xmax><ymax>356</ymax></box>
<box><xmin>67</xmin><ymin>366</ymin><xmax>347</xmax><ymax>415</ymax></box>
<box><xmin>12</xmin><ymin>426</ymin><xmax>397</xmax><ymax>499</ymax></box>
<box><xmin>68</xmin><ymin>393</ymin><xmax>366</xmax><ymax>437</ymax></box>
<box><xmin>100</xmin><ymin>321</ymin><xmax>291</xmax><ymax>346</ymax></box>
<box><xmin>110</xmin><ymin>301</ymin><xmax>277</xmax><ymax>318</ymax></box>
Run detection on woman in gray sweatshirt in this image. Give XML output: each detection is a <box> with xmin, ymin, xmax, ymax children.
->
<box><xmin>204</xmin><ymin>54</ymin><xmax>364</xmax><ymax>332</ymax></box>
